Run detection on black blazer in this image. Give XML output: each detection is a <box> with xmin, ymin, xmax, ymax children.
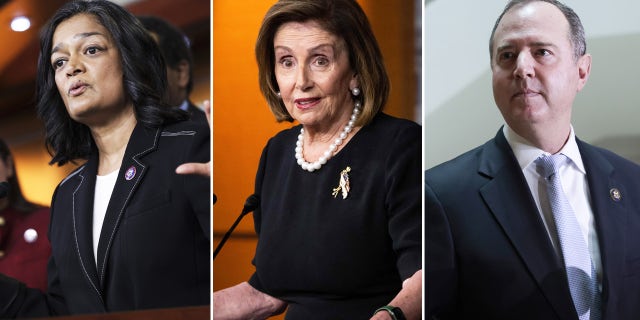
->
<box><xmin>426</xmin><ymin>129</ymin><xmax>640</xmax><ymax>320</ymax></box>
<box><xmin>0</xmin><ymin>120</ymin><xmax>210</xmax><ymax>317</ymax></box>
<box><xmin>186</xmin><ymin>100</ymin><xmax>207</xmax><ymax>124</ymax></box>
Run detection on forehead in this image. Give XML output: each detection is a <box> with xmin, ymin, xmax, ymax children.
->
<box><xmin>274</xmin><ymin>20</ymin><xmax>342</xmax><ymax>47</ymax></box>
<box><xmin>52</xmin><ymin>13</ymin><xmax>109</xmax><ymax>45</ymax></box>
<box><xmin>493</xmin><ymin>2</ymin><xmax>570</xmax><ymax>47</ymax></box>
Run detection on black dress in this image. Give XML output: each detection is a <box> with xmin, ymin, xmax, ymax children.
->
<box><xmin>249</xmin><ymin>113</ymin><xmax>421</xmax><ymax>319</ymax></box>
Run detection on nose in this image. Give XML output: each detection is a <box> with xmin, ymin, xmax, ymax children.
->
<box><xmin>513</xmin><ymin>52</ymin><xmax>535</xmax><ymax>79</ymax></box>
<box><xmin>294</xmin><ymin>64</ymin><xmax>312</xmax><ymax>91</ymax></box>
<box><xmin>64</xmin><ymin>55</ymin><xmax>84</xmax><ymax>77</ymax></box>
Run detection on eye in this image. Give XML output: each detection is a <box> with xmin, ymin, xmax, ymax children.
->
<box><xmin>498</xmin><ymin>51</ymin><xmax>515</xmax><ymax>61</ymax></box>
<box><xmin>279</xmin><ymin>56</ymin><xmax>294</xmax><ymax>68</ymax></box>
<box><xmin>536</xmin><ymin>48</ymin><xmax>551</xmax><ymax>56</ymax></box>
<box><xmin>314</xmin><ymin>56</ymin><xmax>329</xmax><ymax>67</ymax></box>
<box><xmin>52</xmin><ymin>58</ymin><xmax>66</xmax><ymax>70</ymax></box>
<box><xmin>85</xmin><ymin>46</ymin><xmax>102</xmax><ymax>55</ymax></box>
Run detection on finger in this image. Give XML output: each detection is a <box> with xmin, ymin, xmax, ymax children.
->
<box><xmin>176</xmin><ymin>162</ymin><xmax>211</xmax><ymax>177</ymax></box>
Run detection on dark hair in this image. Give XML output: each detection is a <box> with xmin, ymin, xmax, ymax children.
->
<box><xmin>36</xmin><ymin>0</ymin><xmax>187</xmax><ymax>166</ymax></box>
<box><xmin>255</xmin><ymin>0</ymin><xmax>389</xmax><ymax>127</ymax></box>
<box><xmin>489</xmin><ymin>0</ymin><xmax>586</xmax><ymax>63</ymax></box>
<box><xmin>0</xmin><ymin>139</ymin><xmax>39</xmax><ymax>213</ymax></box>
<box><xmin>138</xmin><ymin>15</ymin><xmax>194</xmax><ymax>94</ymax></box>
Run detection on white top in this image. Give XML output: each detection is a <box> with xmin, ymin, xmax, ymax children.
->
<box><xmin>93</xmin><ymin>169</ymin><xmax>118</xmax><ymax>265</ymax></box>
<box><xmin>502</xmin><ymin>125</ymin><xmax>602</xmax><ymax>285</ymax></box>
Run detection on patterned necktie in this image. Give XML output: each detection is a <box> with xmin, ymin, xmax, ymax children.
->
<box><xmin>536</xmin><ymin>154</ymin><xmax>599</xmax><ymax>320</ymax></box>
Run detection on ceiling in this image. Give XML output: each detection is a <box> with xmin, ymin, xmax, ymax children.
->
<box><xmin>0</xmin><ymin>0</ymin><xmax>210</xmax><ymax>118</ymax></box>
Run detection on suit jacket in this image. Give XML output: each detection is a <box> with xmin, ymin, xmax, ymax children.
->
<box><xmin>186</xmin><ymin>100</ymin><xmax>207</xmax><ymax>124</ymax></box>
<box><xmin>0</xmin><ymin>119</ymin><xmax>210</xmax><ymax>317</ymax></box>
<box><xmin>426</xmin><ymin>129</ymin><xmax>640</xmax><ymax>320</ymax></box>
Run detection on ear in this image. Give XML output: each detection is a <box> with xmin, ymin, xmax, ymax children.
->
<box><xmin>176</xmin><ymin>60</ymin><xmax>190</xmax><ymax>89</ymax></box>
<box><xmin>576</xmin><ymin>53</ymin><xmax>591</xmax><ymax>92</ymax></box>
<box><xmin>349</xmin><ymin>73</ymin><xmax>359</xmax><ymax>91</ymax></box>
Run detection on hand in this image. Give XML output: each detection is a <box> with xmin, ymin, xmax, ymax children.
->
<box><xmin>176</xmin><ymin>100</ymin><xmax>211</xmax><ymax>177</ymax></box>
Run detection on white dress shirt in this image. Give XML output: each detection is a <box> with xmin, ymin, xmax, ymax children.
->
<box><xmin>92</xmin><ymin>169</ymin><xmax>118</xmax><ymax>265</ymax></box>
<box><xmin>503</xmin><ymin>125</ymin><xmax>602</xmax><ymax>286</ymax></box>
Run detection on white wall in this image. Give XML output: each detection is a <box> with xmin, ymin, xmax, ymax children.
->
<box><xmin>424</xmin><ymin>1</ymin><xmax>640</xmax><ymax>168</ymax></box>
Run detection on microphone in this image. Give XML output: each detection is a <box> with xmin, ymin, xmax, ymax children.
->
<box><xmin>0</xmin><ymin>181</ymin><xmax>9</xmax><ymax>198</ymax></box>
<box><xmin>213</xmin><ymin>194</ymin><xmax>259</xmax><ymax>260</ymax></box>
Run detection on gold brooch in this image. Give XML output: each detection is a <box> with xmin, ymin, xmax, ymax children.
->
<box><xmin>332</xmin><ymin>166</ymin><xmax>351</xmax><ymax>199</ymax></box>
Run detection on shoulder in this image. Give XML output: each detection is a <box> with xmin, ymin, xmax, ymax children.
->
<box><xmin>578</xmin><ymin>140</ymin><xmax>640</xmax><ymax>175</ymax></box>
<box><xmin>160</xmin><ymin>119</ymin><xmax>209</xmax><ymax>137</ymax></box>
<box><xmin>425</xmin><ymin>141</ymin><xmax>491</xmax><ymax>191</ymax></box>
<box><xmin>58</xmin><ymin>164</ymin><xmax>87</xmax><ymax>187</ymax></box>
<box><xmin>367</xmin><ymin>113</ymin><xmax>420</xmax><ymax>138</ymax></box>
<box><xmin>154</xmin><ymin>120</ymin><xmax>210</xmax><ymax>162</ymax></box>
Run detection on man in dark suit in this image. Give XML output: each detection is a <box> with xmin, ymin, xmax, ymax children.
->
<box><xmin>138</xmin><ymin>16</ymin><xmax>208</xmax><ymax>123</ymax></box>
<box><xmin>426</xmin><ymin>1</ymin><xmax>640</xmax><ymax>319</ymax></box>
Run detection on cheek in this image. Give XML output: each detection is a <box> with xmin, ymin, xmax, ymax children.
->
<box><xmin>54</xmin><ymin>74</ymin><xmax>64</xmax><ymax>94</ymax></box>
<box><xmin>275</xmin><ymin>72</ymin><xmax>293</xmax><ymax>91</ymax></box>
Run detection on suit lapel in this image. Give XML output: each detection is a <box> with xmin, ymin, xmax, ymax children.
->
<box><xmin>71</xmin><ymin>156</ymin><xmax>102</xmax><ymax>299</ymax></box>
<box><xmin>577</xmin><ymin>139</ymin><xmax>626</xmax><ymax>316</ymax></box>
<box><xmin>479</xmin><ymin>130</ymin><xmax>576</xmax><ymax>319</ymax></box>
<box><xmin>95</xmin><ymin>125</ymin><xmax>160</xmax><ymax>287</ymax></box>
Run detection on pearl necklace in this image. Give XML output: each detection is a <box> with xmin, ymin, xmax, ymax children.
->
<box><xmin>295</xmin><ymin>101</ymin><xmax>361</xmax><ymax>172</ymax></box>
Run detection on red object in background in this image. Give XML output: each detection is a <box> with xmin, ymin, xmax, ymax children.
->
<box><xmin>0</xmin><ymin>206</ymin><xmax>51</xmax><ymax>291</ymax></box>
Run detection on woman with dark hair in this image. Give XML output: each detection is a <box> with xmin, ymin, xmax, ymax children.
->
<box><xmin>213</xmin><ymin>0</ymin><xmax>421</xmax><ymax>319</ymax></box>
<box><xmin>0</xmin><ymin>139</ymin><xmax>51</xmax><ymax>292</ymax></box>
<box><xmin>0</xmin><ymin>0</ymin><xmax>210</xmax><ymax>317</ymax></box>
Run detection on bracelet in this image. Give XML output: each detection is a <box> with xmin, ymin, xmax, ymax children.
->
<box><xmin>374</xmin><ymin>305</ymin><xmax>406</xmax><ymax>320</ymax></box>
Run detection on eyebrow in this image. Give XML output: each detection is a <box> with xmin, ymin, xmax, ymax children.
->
<box><xmin>51</xmin><ymin>31</ymin><xmax>105</xmax><ymax>55</ymax></box>
<box><xmin>496</xmin><ymin>41</ymin><xmax>556</xmax><ymax>53</ymax></box>
<box><xmin>274</xmin><ymin>43</ymin><xmax>337</xmax><ymax>54</ymax></box>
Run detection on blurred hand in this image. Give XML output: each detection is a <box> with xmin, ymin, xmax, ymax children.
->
<box><xmin>176</xmin><ymin>100</ymin><xmax>211</xmax><ymax>177</ymax></box>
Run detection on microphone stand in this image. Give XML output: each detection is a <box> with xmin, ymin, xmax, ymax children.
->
<box><xmin>213</xmin><ymin>194</ymin><xmax>259</xmax><ymax>260</ymax></box>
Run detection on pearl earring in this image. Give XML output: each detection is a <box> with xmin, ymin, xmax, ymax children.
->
<box><xmin>351</xmin><ymin>87</ymin><xmax>361</xmax><ymax>96</ymax></box>
<box><xmin>276</xmin><ymin>91</ymin><xmax>281</xmax><ymax>97</ymax></box>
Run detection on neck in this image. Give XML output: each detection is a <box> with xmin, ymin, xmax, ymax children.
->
<box><xmin>295</xmin><ymin>101</ymin><xmax>361</xmax><ymax>172</ymax></box>
<box><xmin>91</xmin><ymin>107</ymin><xmax>137</xmax><ymax>175</ymax></box>
<box><xmin>302</xmin><ymin>105</ymin><xmax>358</xmax><ymax>161</ymax></box>
<box><xmin>517</xmin><ymin>124</ymin><xmax>571</xmax><ymax>154</ymax></box>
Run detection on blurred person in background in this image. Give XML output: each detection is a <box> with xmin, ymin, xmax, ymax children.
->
<box><xmin>138</xmin><ymin>15</ymin><xmax>207</xmax><ymax>123</ymax></box>
<box><xmin>0</xmin><ymin>138</ymin><xmax>51</xmax><ymax>292</ymax></box>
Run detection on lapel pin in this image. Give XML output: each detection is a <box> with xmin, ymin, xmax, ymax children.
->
<box><xmin>610</xmin><ymin>188</ymin><xmax>622</xmax><ymax>202</ymax></box>
<box><xmin>332</xmin><ymin>166</ymin><xmax>351</xmax><ymax>199</ymax></box>
<box><xmin>125</xmin><ymin>166</ymin><xmax>136</xmax><ymax>181</ymax></box>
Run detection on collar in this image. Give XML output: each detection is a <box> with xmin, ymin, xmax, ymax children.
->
<box><xmin>503</xmin><ymin>124</ymin><xmax>586</xmax><ymax>174</ymax></box>
<box><xmin>178</xmin><ymin>100</ymin><xmax>189</xmax><ymax>111</ymax></box>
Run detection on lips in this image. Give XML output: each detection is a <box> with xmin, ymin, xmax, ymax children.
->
<box><xmin>294</xmin><ymin>97</ymin><xmax>320</xmax><ymax>110</ymax></box>
<box><xmin>68</xmin><ymin>81</ymin><xmax>89</xmax><ymax>97</ymax></box>
<box><xmin>513</xmin><ymin>88</ymin><xmax>540</xmax><ymax>99</ymax></box>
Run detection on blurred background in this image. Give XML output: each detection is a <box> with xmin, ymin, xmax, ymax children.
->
<box><xmin>0</xmin><ymin>0</ymin><xmax>210</xmax><ymax>205</ymax></box>
<box><xmin>213</xmin><ymin>1</ymin><xmax>421</xmax><ymax>317</ymax></box>
<box><xmin>425</xmin><ymin>0</ymin><xmax>640</xmax><ymax>168</ymax></box>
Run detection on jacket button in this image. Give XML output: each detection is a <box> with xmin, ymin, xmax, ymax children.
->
<box><xmin>0</xmin><ymin>216</ymin><xmax>5</xmax><ymax>226</ymax></box>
